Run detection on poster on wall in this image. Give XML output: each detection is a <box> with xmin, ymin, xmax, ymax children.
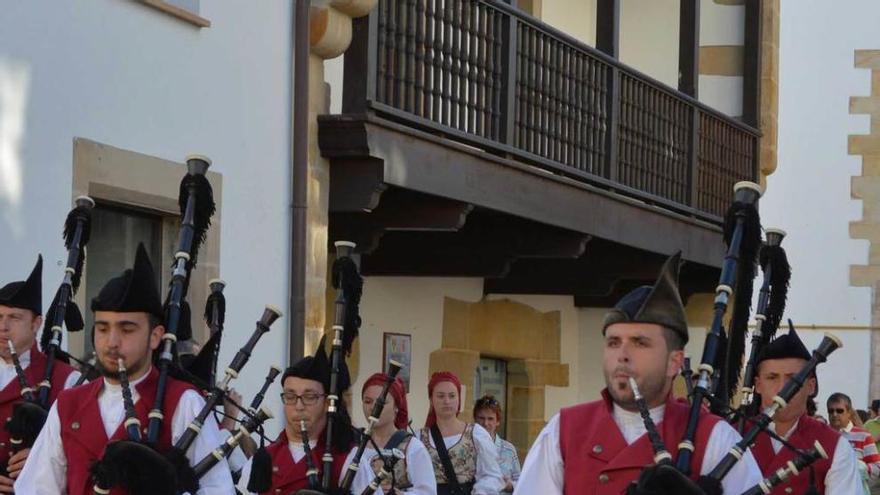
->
<box><xmin>383</xmin><ymin>332</ymin><xmax>412</xmax><ymax>392</ymax></box>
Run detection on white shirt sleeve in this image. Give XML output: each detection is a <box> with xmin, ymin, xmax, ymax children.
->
<box><xmin>472</xmin><ymin>423</ymin><xmax>505</xmax><ymax>495</ymax></box>
<box><xmin>513</xmin><ymin>413</ymin><xmax>562</xmax><ymax>495</ymax></box>
<box><xmin>698</xmin><ymin>420</ymin><xmax>763</xmax><ymax>494</ymax></box>
<box><xmin>825</xmin><ymin>435</ymin><xmax>865</xmax><ymax>495</ymax></box>
<box><xmin>353</xmin><ymin>438</ymin><xmax>437</xmax><ymax>495</ymax></box>
<box><xmin>172</xmin><ymin>389</ymin><xmax>236</xmax><ymax>495</ymax></box>
<box><xmin>13</xmin><ymin>402</ymin><xmax>66</xmax><ymax>494</ymax></box>
<box><xmin>236</xmin><ymin>457</ymin><xmax>255</xmax><ymax>495</ymax></box>
<box><xmin>216</xmin><ymin>428</ymin><xmax>248</xmax><ymax>474</ymax></box>
<box><xmin>64</xmin><ymin>370</ymin><xmax>83</xmax><ymax>389</ymax></box>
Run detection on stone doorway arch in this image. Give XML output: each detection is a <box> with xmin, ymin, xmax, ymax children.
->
<box><xmin>429</xmin><ymin>297</ymin><xmax>569</xmax><ymax>459</ymax></box>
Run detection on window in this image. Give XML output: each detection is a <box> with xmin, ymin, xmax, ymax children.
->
<box><xmin>82</xmin><ymin>204</ymin><xmax>169</xmax><ymax>355</ymax></box>
<box><xmin>71</xmin><ymin>138</ymin><xmax>222</xmax><ymax>360</ymax></box>
<box><xmin>140</xmin><ymin>0</ymin><xmax>210</xmax><ymax>28</ymax></box>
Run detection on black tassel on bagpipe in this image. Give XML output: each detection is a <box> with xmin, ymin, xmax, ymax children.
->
<box><xmin>712</xmin><ymin>184</ymin><xmax>763</xmax><ymax>416</ymax></box>
<box><xmin>148</xmin><ymin>155</ymin><xmax>215</xmax><ymax>445</ymax></box>
<box><xmin>322</xmin><ymin>241</ymin><xmax>361</xmax><ymax>491</ymax></box>
<box><xmin>675</xmin><ymin>182</ymin><xmax>762</xmax><ymax>475</ymax></box>
<box><xmin>332</xmin><ymin>242</ymin><xmax>363</xmax><ymax>355</ymax></box>
<box><xmin>39</xmin><ymin>196</ymin><xmax>94</xmax><ymax>405</ymax></box>
<box><xmin>737</xmin><ymin>228</ymin><xmax>791</xmax><ymax>426</ymax></box>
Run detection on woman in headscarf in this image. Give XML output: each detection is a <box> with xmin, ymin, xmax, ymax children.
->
<box><xmin>418</xmin><ymin>372</ymin><xmax>503</xmax><ymax>495</ymax></box>
<box><xmin>351</xmin><ymin>372</ymin><xmax>436</xmax><ymax>494</ymax></box>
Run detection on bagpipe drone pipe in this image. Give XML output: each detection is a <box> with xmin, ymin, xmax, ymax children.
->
<box><xmin>4</xmin><ymin>197</ymin><xmax>95</xmax><ymax>475</ymax></box>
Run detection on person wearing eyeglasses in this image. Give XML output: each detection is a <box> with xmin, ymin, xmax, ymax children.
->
<box><xmin>236</xmin><ymin>338</ymin><xmax>356</xmax><ymax>494</ymax></box>
<box><xmin>350</xmin><ymin>372</ymin><xmax>436</xmax><ymax>495</ymax></box>
<box><xmin>827</xmin><ymin>392</ymin><xmax>880</xmax><ymax>493</ymax></box>
<box><xmin>473</xmin><ymin>395</ymin><xmax>519</xmax><ymax>493</ymax></box>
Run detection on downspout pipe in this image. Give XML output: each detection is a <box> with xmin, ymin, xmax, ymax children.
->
<box><xmin>290</xmin><ymin>0</ymin><xmax>310</xmax><ymax>365</ymax></box>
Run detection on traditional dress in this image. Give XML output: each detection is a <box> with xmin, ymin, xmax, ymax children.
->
<box><xmin>350</xmin><ymin>434</ymin><xmax>437</xmax><ymax>495</ymax></box>
<box><xmin>419</xmin><ymin>422</ymin><xmax>503</xmax><ymax>495</ymax></box>
<box><xmin>350</xmin><ymin>372</ymin><xmax>437</xmax><ymax>495</ymax></box>
<box><xmin>236</xmin><ymin>430</ymin><xmax>353</xmax><ymax>495</ymax></box>
<box><xmin>0</xmin><ymin>256</ymin><xmax>81</xmax><ymax>467</ymax></box>
<box><xmin>238</xmin><ymin>339</ymin><xmax>357</xmax><ymax>494</ymax></box>
<box><xmin>749</xmin><ymin>326</ymin><xmax>862</xmax><ymax>494</ymax></box>
<box><xmin>0</xmin><ymin>345</ymin><xmax>79</xmax><ymax>466</ymax></box>
<box><xmin>516</xmin><ymin>253</ymin><xmax>762</xmax><ymax>494</ymax></box>
<box><xmin>14</xmin><ymin>244</ymin><xmax>234</xmax><ymax>494</ymax></box>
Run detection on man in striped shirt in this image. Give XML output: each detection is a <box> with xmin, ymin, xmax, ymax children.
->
<box><xmin>828</xmin><ymin>392</ymin><xmax>880</xmax><ymax>492</ymax></box>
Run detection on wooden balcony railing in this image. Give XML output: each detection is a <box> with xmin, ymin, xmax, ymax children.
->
<box><xmin>342</xmin><ymin>0</ymin><xmax>760</xmax><ymax>221</ymax></box>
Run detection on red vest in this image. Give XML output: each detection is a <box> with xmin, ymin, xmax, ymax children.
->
<box><xmin>751</xmin><ymin>415</ymin><xmax>839</xmax><ymax>495</ymax></box>
<box><xmin>56</xmin><ymin>367</ymin><xmax>194</xmax><ymax>495</ymax></box>
<box><xmin>0</xmin><ymin>346</ymin><xmax>76</xmax><ymax>465</ymax></box>
<box><xmin>260</xmin><ymin>429</ymin><xmax>350</xmax><ymax>494</ymax></box>
<box><xmin>559</xmin><ymin>390</ymin><xmax>720</xmax><ymax>495</ymax></box>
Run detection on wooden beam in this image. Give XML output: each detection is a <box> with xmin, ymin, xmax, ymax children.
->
<box><xmin>596</xmin><ymin>0</ymin><xmax>620</xmax><ymax>58</ymax></box>
<box><xmin>679</xmin><ymin>0</ymin><xmax>700</xmax><ymax>97</ymax></box>
<box><xmin>742</xmin><ymin>0</ymin><xmax>763</xmax><ymax>127</ymax></box>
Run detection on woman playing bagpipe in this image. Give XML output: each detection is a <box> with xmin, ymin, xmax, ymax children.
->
<box><xmin>15</xmin><ymin>244</ymin><xmax>235</xmax><ymax>493</ymax></box>
<box><xmin>349</xmin><ymin>372</ymin><xmax>436</xmax><ymax>495</ymax></box>
<box><xmin>0</xmin><ymin>256</ymin><xmax>82</xmax><ymax>492</ymax></box>
<box><xmin>418</xmin><ymin>372</ymin><xmax>504</xmax><ymax>495</ymax></box>
<box><xmin>516</xmin><ymin>252</ymin><xmax>764</xmax><ymax>494</ymax></box>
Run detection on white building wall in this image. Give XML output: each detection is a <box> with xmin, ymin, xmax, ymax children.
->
<box><xmin>0</xmin><ymin>0</ymin><xmax>294</xmax><ymax>431</ymax></box>
<box><xmin>761</xmin><ymin>0</ymin><xmax>880</xmax><ymax>408</ymax></box>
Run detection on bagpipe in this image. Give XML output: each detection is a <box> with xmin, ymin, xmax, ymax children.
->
<box><xmin>627</xmin><ymin>182</ymin><xmax>836</xmax><ymax>495</ymax></box>
<box><xmin>4</xmin><ymin>196</ymin><xmax>95</xmax><ymax>473</ymax></box>
<box><xmin>281</xmin><ymin>240</ymin><xmax>366</xmax><ymax>495</ymax></box>
<box><xmin>88</xmin><ymin>157</ymin><xmax>283</xmax><ymax>494</ymax></box>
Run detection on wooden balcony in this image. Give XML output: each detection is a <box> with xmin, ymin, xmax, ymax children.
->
<box><xmin>319</xmin><ymin>0</ymin><xmax>761</xmax><ymax>302</ymax></box>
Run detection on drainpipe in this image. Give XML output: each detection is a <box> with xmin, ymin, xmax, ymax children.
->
<box><xmin>289</xmin><ymin>0</ymin><xmax>310</xmax><ymax>365</ymax></box>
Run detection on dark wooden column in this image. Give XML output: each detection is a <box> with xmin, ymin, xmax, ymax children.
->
<box><xmin>679</xmin><ymin>0</ymin><xmax>700</xmax><ymax>98</ymax></box>
<box><xmin>597</xmin><ymin>0</ymin><xmax>620</xmax><ymax>181</ymax></box>
<box><xmin>596</xmin><ymin>0</ymin><xmax>620</xmax><ymax>58</ymax></box>
<box><xmin>743</xmin><ymin>0</ymin><xmax>763</xmax><ymax>127</ymax></box>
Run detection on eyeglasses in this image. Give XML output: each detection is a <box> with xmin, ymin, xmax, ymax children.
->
<box><xmin>280</xmin><ymin>392</ymin><xmax>325</xmax><ymax>406</ymax></box>
<box><xmin>828</xmin><ymin>408</ymin><xmax>847</xmax><ymax>415</ymax></box>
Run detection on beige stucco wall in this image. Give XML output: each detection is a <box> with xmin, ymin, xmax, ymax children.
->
<box><xmin>539</xmin><ymin>0</ymin><xmax>596</xmax><ymax>46</ymax></box>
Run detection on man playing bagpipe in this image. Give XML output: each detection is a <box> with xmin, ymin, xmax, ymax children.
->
<box><xmin>236</xmin><ymin>340</ymin><xmax>356</xmax><ymax>495</ymax></box>
<box><xmin>749</xmin><ymin>327</ymin><xmax>861</xmax><ymax>494</ymax></box>
<box><xmin>15</xmin><ymin>244</ymin><xmax>235</xmax><ymax>494</ymax></box>
<box><xmin>516</xmin><ymin>253</ymin><xmax>763</xmax><ymax>494</ymax></box>
<box><xmin>0</xmin><ymin>256</ymin><xmax>81</xmax><ymax>493</ymax></box>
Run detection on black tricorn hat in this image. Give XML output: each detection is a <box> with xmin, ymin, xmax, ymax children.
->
<box><xmin>756</xmin><ymin>321</ymin><xmax>811</xmax><ymax>364</ymax></box>
<box><xmin>602</xmin><ymin>252</ymin><xmax>689</xmax><ymax>344</ymax></box>
<box><xmin>0</xmin><ymin>255</ymin><xmax>43</xmax><ymax>315</ymax></box>
<box><xmin>91</xmin><ymin>244</ymin><xmax>163</xmax><ymax>319</ymax></box>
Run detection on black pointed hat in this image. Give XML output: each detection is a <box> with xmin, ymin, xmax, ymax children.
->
<box><xmin>91</xmin><ymin>244</ymin><xmax>163</xmax><ymax>319</ymax></box>
<box><xmin>602</xmin><ymin>252</ymin><xmax>689</xmax><ymax>344</ymax></box>
<box><xmin>756</xmin><ymin>320</ymin><xmax>811</xmax><ymax>364</ymax></box>
<box><xmin>0</xmin><ymin>255</ymin><xmax>43</xmax><ymax>315</ymax></box>
<box><xmin>283</xmin><ymin>336</ymin><xmax>351</xmax><ymax>393</ymax></box>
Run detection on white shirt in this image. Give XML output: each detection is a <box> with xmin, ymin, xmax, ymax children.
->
<box><xmin>350</xmin><ymin>434</ymin><xmax>437</xmax><ymax>495</ymax></box>
<box><xmin>14</xmin><ymin>368</ymin><xmax>235</xmax><ymax>494</ymax></box>
<box><xmin>422</xmin><ymin>423</ymin><xmax>505</xmax><ymax>495</ymax></box>
<box><xmin>0</xmin><ymin>347</ymin><xmax>82</xmax><ymax>392</ymax></box>
<box><xmin>515</xmin><ymin>405</ymin><xmax>763</xmax><ymax>494</ymax></box>
<box><xmin>236</xmin><ymin>439</ymin><xmax>358</xmax><ymax>494</ymax></box>
<box><xmin>769</xmin><ymin>419</ymin><xmax>863</xmax><ymax>494</ymax></box>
